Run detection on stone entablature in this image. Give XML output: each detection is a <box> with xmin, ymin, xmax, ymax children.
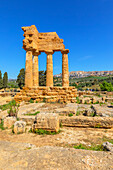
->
<box><xmin>22</xmin><ymin>25</ymin><xmax>65</xmax><ymax>53</ymax></box>
<box><xmin>22</xmin><ymin>25</ymin><xmax>69</xmax><ymax>88</ymax></box>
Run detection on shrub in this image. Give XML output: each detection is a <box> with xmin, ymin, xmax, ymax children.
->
<box><xmin>68</xmin><ymin>113</ymin><xmax>73</xmax><ymax>117</ymax></box>
<box><xmin>43</xmin><ymin>98</ymin><xmax>46</xmax><ymax>103</ymax></box>
<box><xmin>76</xmin><ymin>97</ymin><xmax>80</xmax><ymax>104</ymax></box>
<box><xmin>7</xmin><ymin>104</ymin><xmax>19</xmax><ymax>117</ymax></box>
<box><xmin>60</xmin><ymin>122</ymin><xmax>63</xmax><ymax>128</ymax></box>
<box><xmin>76</xmin><ymin>111</ymin><xmax>80</xmax><ymax>116</ymax></box>
<box><xmin>0</xmin><ymin>100</ymin><xmax>18</xmax><ymax>111</ymax></box>
<box><xmin>29</xmin><ymin>99</ymin><xmax>34</xmax><ymax>103</ymax></box>
<box><xmin>100</xmin><ymin>81</ymin><xmax>113</xmax><ymax>92</ymax></box>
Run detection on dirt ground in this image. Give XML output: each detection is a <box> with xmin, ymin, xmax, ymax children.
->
<box><xmin>0</xmin><ymin>96</ymin><xmax>13</xmax><ymax>105</ymax></box>
<box><xmin>0</xmin><ymin>96</ymin><xmax>113</xmax><ymax>169</ymax></box>
<box><xmin>0</xmin><ymin>127</ymin><xmax>113</xmax><ymax>148</ymax></box>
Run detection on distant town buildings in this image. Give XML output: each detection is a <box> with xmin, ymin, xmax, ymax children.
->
<box><xmin>54</xmin><ymin>71</ymin><xmax>113</xmax><ymax>78</ymax></box>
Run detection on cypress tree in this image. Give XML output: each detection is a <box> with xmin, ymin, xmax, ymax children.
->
<box><xmin>0</xmin><ymin>70</ymin><xmax>3</xmax><ymax>89</ymax></box>
<box><xmin>17</xmin><ymin>68</ymin><xmax>25</xmax><ymax>89</ymax></box>
<box><xmin>39</xmin><ymin>70</ymin><xmax>46</xmax><ymax>86</ymax></box>
<box><xmin>3</xmin><ymin>72</ymin><xmax>8</xmax><ymax>88</ymax></box>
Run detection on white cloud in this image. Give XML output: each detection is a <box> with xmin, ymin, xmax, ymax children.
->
<box><xmin>78</xmin><ymin>55</ymin><xmax>93</xmax><ymax>61</ymax></box>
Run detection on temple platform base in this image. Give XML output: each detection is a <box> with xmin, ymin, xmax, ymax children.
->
<box><xmin>14</xmin><ymin>86</ymin><xmax>77</xmax><ymax>103</ymax></box>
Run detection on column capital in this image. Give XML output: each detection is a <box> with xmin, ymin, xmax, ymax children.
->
<box><xmin>61</xmin><ymin>49</ymin><xmax>69</xmax><ymax>54</ymax></box>
<box><xmin>45</xmin><ymin>50</ymin><xmax>54</xmax><ymax>55</ymax></box>
<box><xmin>26</xmin><ymin>50</ymin><xmax>33</xmax><ymax>54</ymax></box>
<box><xmin>33</xmin><ymin>51</ymin><xmax>41</xmax><ymax>56</ymax></box>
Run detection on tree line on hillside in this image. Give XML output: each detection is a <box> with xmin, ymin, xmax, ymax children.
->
<box><xmin>69</xmin><ymin>76</ymin><xmax>113</xmax><ymax>91</ymax></box>
<box><xmin>0</xmin><ymin>69</ymin><xmax>47</xmax><ymax>89</ymax></box>
<box><xmin>1</xmin><ymin>68</ymin><xmax>113</xmax><ymax>92</ymax></box>
<box><xmin>0</xmin><ymin>71</ymin><xmax>8</xmax><ymax>89</ymax></box>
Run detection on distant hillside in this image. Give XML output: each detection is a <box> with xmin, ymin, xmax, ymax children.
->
<box><xmin>54</xmin><ymin>70</ymin><xmax>113</xmax><ymax>78</ymax></box>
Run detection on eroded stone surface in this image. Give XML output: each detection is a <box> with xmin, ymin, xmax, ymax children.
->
<box><xmin>0</xmin><ymin>141</ymin><xmax>113</xmax><ymax>170</ymax></box>
<box><xmin>60</xmin><ymin>116</ymin><xmax>113</xmax><ymax>128</ymax></box>
<box><xmin>32</xmin><ymin>113</ymin><xmax>59</xmax><ymax>132</ymax></box>
<box><xmin>4</xmin><ymin>117</ymin><xmax>17</xmax><ymax>129</ymax></box>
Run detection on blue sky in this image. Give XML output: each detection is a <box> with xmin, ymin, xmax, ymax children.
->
<box><xmin>0</xmin><ymin>0</ymin><xmax>113</xmax><ymax>78</ymax></box>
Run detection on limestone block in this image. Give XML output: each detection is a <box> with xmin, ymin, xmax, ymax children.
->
<box><xmin>32</xmin><ymin>113</ymin><xmax>59</xmax><ymax>132</ymax></box>
<box><xmin>14</xmin><ymin>121</ymin><xmax>26</xmax><ymax>134</ymax></box>
<box><xmin>4</xmin><ymin>117</ymin><xmax>17</xmax><ymax>129</ymax></box>
<box><xmin>60</xmin><ymin>116</ymin><xmax>113</xmax><ymax>128</ymax></box>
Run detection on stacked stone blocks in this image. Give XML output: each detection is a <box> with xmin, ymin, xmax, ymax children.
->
<box><xmin>15</xmin><ymin>86</ymin><xmax>77</xmax><ymax>103</ymax></box>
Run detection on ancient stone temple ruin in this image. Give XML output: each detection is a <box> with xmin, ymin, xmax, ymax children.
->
<box><xmin>15</xmin><ymin>25</ymin><xmax>77</xmax><ymax>103</ymax></box>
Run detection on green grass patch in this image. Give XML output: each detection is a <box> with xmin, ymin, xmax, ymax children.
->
<box><xmin>29</xmin><ymin>99</ymin><xmax>34</xmax><ymax>103</ymax></box>
<box><xmin>102</xmin><ymin>136</ymin><xmax>113</xmax><ymax>144</ymax></box>
<box><xmin>0</xmin><ymin>100</ymin><xmax>18</xmax><ymax>111</ymax></box>
<box><xmin>33</xmin><ymin>129</ymin><xmax>61</xmax><ymax>135</ymax></box>
<box><xmin>43</xmin><ymin>98</ymin><xmax>46</xmax><ymax>103</ymax></box>
<box><xmin>0</xmin><ymin>120</ymin><xmax>5</xmax><ymax>130</ymax></box>
<box><xmin>76</xmin><ymin>110</ymin><xmax>80</xmax><ymax>116</ymax></box>
<box><xmin>76</xmin><ymin>97</ymin><xmax>80</xmax><ymax>104</ymax></box>
<box><xmin>25</xmin><ymin>111</ymin><xmax>40</xmax><ymax>116</ymax></box>
<box><xmin>94</xmin><ymin>124</ymin><xmax>102</xmax><ymax>128</ymax></box>
<box><xmin>74</xmin><ymin>143</ymin><xmax>103</xmax><ymax>151</ymax></box>
<box><xmin>90</xmin><ymin>112</ymin><xmax>96</xmax><ymax>117</ymax></box>
<box><xmin>93</xmin><ymin>101</ymin><xmax>99</xmax><ymax>104</ymax></box>
<box><xmin>99</xmin><ymin>102</ymin><xmax>105</xmax><ymax>106</ymax></box>
<box><xmin>60</xmin><ymin>122</ymin><xmax>63</xmax><ymax>128</ymax></box>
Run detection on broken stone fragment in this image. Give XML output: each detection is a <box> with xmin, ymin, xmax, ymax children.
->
<box><xmin>13</xmin><ymin>121</ymin><xmax>26</xmax><ymax>134</ymax></box>
<box><xmin>102</xmin><ymin>142</ymin><xmax>113</xmax><ymax>152</ymax></box>
<box><xmin>32</xmin><ymin>113</ymin><xmax>59</xmax><ymax>132</ymax></box>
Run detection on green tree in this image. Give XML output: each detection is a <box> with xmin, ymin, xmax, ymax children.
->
<box><xmin>17</xmin><ymin>68</ymin><xmax>25</xmax><ymax>89</ymax></box>
<box><xmin>39</xmin><ymin>70</ymin><xmax>46</xmax><ymax>86</ymax></box>
<box><xmin>3</xmin><ymin>72</ymin><xmax>8</xmax><ymax>88</ymax></box>
<box><xmin>0</xmin><ymin>70</ymin><xmax>3</xmax><ymax>89</ymax></box>
<box><xmin>100</xmin><ymin>81</ymin><xmax>113</xmax><ymax>92</ymax></box>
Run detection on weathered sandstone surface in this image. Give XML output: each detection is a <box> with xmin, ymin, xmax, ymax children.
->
<box><xmin>0</xmin><ymin>141</ymin><xmax>113</xmax><ymax>170</ymax></box>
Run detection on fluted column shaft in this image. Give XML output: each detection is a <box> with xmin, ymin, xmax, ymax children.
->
<box><xmin>33</xmin><ymin>53</ymin><xmax>40</xmax><ymax>87</ymax></box>
<box><xmin>62</xmin><ymin>50</ymin><xmax>69</xmax><ymax>87</ymax></box>
<box><xmin>46</xmin><ymin>51</ymin><xmax>54</xmax><ymax>87</ymax></box>
<box><xmin>25</xmin><ymin>51</ymin><xmax>33</xmax><ymax>88</ymax></box>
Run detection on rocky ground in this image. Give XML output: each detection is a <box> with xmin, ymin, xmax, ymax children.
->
<box><xmin>0</xmin><ymin>97</ymin><xmax>113</xmax><ymax>169</ymax></box>
<box><xmin>0</xmin><ymin>141</ymin><xmax>113</xmax><ymax>170</ymax></box>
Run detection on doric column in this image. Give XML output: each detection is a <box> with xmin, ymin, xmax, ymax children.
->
<box><xmin>46</xmin><ymin>51</ymin><xmax>54</xmax><ymax>87</ymax></box>
<box><xmin>25</xmin><ymin>51</ymin><xmax>33</xmax><ymax>88</ymax></box>
<box><xmin>61</xmin><ymin>49</ymin><xmax>69</xmax><ymax>87</ymax></box>
<box><xmin>33</xmin><ymin>52</ymin><xmax>40</xmax><ymax>87</ymax></box>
